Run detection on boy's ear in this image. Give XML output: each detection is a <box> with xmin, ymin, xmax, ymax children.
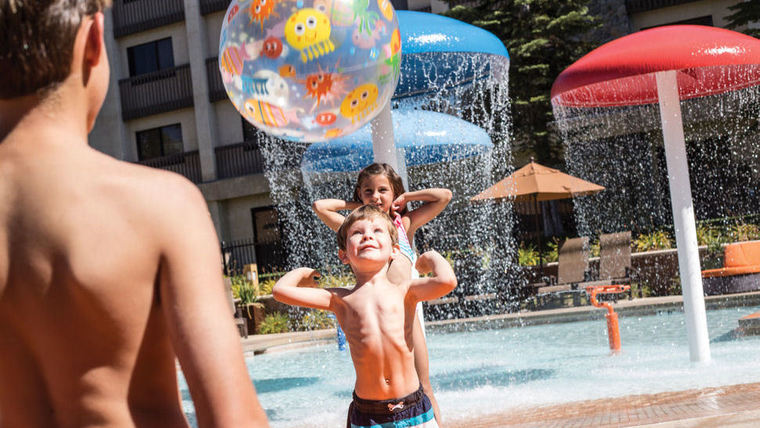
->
<box><xmin>390</xmin><ymin>243</ymin><xmax>400</xmax><ymax>259</ymax></box>
<box><xmin>338</xmin><ymin>248</ymin><xmax>349</xmax><ymax>265</ymax></box>
<box><xmin>84</xmin><ymin>12</ymin><xmax>105</xmax><ymax>69</ymax></box>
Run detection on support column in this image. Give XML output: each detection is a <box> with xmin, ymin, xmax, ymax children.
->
<box><xmin>184</xmin><ymin>0</ymin><xmax>219</xmax><ymax>182</ymax></box>
<box><xmin>656</xmin><ymin>70</ymin><xmax>710</xmax><ymax>363</ymax></box>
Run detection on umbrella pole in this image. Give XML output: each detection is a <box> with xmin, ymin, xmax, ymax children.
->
<box><xmin>656</xmin><ymin>70</ymin><xmax>710</xmax><ymax>363</ymax></box>
<box><xmin>534</xmin><ymin>195</ymin><xmax>543</xmax><ymax>277</ymax></box>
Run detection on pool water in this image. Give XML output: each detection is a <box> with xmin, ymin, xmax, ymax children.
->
<box><xmin>180</xmin><ymin>305</ymin><xmax>760</xmax><ymax>427</ymax></box>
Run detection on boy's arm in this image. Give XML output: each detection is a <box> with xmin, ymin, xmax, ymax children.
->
<box><xmin>393</xmin><ymin>188</ymin><xmax>452</xmax><ymax>233</ymax></box>
<box><xmin>311</xmin><ymin>199</ymin><xmax>362</xmax><ymax>232</ymax></box>
<box><xmin>156</xmin><ymin>177</ymin><xmax>269</xmax><ymax>427</ymax></box>
<box><xmin>407</xmin><ymin>251</ymin><xmax>457</xmax><ymax>303</ymax></box>
<box><xmin>272</xmin><ymin>268</ymin><xmax>334</xmax><ymax>311</ymax></box>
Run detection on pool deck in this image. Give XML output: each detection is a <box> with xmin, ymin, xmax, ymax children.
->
<box><xmin>243</xmin><ymin>292</ymin><xmax>760</xmax><ymax>427</ymax></box>
<box><xmin>449</xmin><ymin>381</ymin><xmax>760</xmax><ymax>428</ymax></box>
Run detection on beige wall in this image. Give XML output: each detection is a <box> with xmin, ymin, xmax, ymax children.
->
<box><xmin>117</xmin><ymin>22</ymin><xmax>189</xmax><ymax>77</ymax></box>
<box><xmin>205</xmin><ymin>11</ymin><xmax>226</xmax><ymax>58</ymax></box>
<box><xmin>126</xmin><ymin>108</ymin><xmax>198</xmax><ymax>161</ymax></box>
<box><xmin>215</xmin><ymin>101</ymin><xmax>245</xmax><ymax>146</ymax></box>
<box><xmin>630</xmin><ymin>0</ymin><xmax>738</xmax><ymax>31</ymax></box>
<box><xmin>224</xmin><ymin>194</ymin><xmax>275</xmax><ymax>240</ymax></box>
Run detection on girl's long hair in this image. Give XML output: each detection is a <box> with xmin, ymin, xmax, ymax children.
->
<box><xmin>353</xmin><ymin>163</ymin><xmax>408</xmax><ymax>216</ymax></box>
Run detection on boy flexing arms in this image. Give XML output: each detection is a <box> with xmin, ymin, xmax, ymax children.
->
<box><xmin>0</xmin><ymin>1</ymin><xmax>268</xmax><ymax>426</ymax></box>
<box><xmin>273</xmin><ymin>205</ymin><xmax>456</xmax><ymax>427</ymax></box>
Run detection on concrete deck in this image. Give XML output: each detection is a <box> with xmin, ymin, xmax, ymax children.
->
<box><xmin>448</xmin><ymin>382</ymin><xmax>760</xmax><ymax>428</ymax></box>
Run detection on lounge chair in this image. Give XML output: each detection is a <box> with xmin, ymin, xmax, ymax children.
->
<box><xmin>533</xmin><ymin>237</ymin><xmax>590</xmax><ymax>307</ymax></box>
<box><xmin>584</xmin><ymin>231</ymin><xmax>635</xmax><ymax>300</ymax></box>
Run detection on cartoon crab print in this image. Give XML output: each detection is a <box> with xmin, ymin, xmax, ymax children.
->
<box><xmin>296</xmin><ymin>62</ymin><xmax>349</xmax><ymax>112</ymax></box>
<box><xmin>340</xmin><ymin>83</ymin><xmax>379</xmax><ymax>123</ymax></box>
<box><xmin>351</xmin><ymin>0</ymin><xmax>379</xmax><ymax>37</ymax></box>
<box><xmin>249</xmin><ymin>0</ymin><xmax>280</xmax><ymax>32</ymax></box>
<box><xmin>314</xmin><ymin>111</ymin><xmax>337</xmax><ymax>126</ymax></box>
<box><xmin>261</xmin><ymin>36</ymin><xmax>286</xmax><ymax>59</ymax></box>
<box><xmin>285</xmin><ymin>8</ymin><xmax>335</xmax><ymax>63</ymax></box>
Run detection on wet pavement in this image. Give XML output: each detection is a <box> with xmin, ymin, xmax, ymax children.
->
<box><xmin>448</xmin><ymin>382</ymin><xmax>760</xmax><ymax>428</ymax></box>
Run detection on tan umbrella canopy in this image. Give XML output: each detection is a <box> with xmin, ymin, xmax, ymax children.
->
<box><xmin>472</xmin><ymin>160</ymin><xmax>605</xmax><ymax>202</ymax></box>
<box><xmin>472</xmin><ymin>160</ymin><xmax>604</xmax><ymax>271</ymax></box>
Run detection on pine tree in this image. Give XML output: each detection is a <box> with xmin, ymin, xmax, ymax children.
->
<box><xmin>445</xmin><ymin>0</ymin><xmax>599</xmax><ymax>167</ymax></box>
<box><xmin>726</xmin><ymin>0</ymin><xmax>760</xmax><ymax>38</ymax></box>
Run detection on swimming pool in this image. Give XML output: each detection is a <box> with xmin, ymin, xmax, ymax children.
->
<box><xmin>180</xmin><ymin>305</ymin><xmax>760</xmax><ymax>427</ymax></box>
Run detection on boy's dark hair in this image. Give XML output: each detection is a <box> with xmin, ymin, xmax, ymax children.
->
<box><xmin>353</xmin><ymin>163</ymin><xmax>408</xmax><ymax>216</ymax></box>
<box><xmin>0</xmin><ymin>0</ymin><xmax>111</xmax><ymax>99</ymax></box>
<box><xmin>337</xmin><ymin>205</ymin><xmax>398</xmax><ymax>251</ymax></box>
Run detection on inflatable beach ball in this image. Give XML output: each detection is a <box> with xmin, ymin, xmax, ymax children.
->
<box><xmin>219</xmin><ymin>0</ymin><xmax>401</xmax><ymax>142</ymax></box>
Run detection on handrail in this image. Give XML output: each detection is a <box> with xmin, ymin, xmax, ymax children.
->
<box><xmin>585</xmin><ymin>284</ymin><xmax>630</xmax><ymax>354</ymax></box>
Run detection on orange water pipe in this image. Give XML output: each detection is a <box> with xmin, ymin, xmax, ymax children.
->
<box><xmin>585</xmin><ymin>285</ymin><xmax>630</xmax><ymax>354</ymax></box>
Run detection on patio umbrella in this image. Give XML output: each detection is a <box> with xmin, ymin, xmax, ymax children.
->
<box><xmin>550</xmin><ymin>25</ymin><xmax>760</xmax><ymax>363</ymax></box>
<box><xmin>471</xmin><ymin>160</ymin><xmax>605</xmax><ymax>271</ymax></box>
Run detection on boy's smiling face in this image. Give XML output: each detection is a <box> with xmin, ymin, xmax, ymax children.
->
<box><xmin>339</xmin><ymin>216</ymin><xmax>399</xmax><ymax>268</ymax></box>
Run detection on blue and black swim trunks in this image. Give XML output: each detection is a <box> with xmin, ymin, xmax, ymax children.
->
<box><xmin>347</xmin><ymin>385</ymin><xmax>438</xmax><ymax>428</ymax></box>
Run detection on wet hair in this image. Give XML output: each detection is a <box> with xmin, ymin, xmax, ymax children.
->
<box><xmin>337</xmin><ymin>205</ymin><xmax>398</xmax><ymax>252</ymax></box>
<box><xmin>352</xmin><ymin>163</ymin><xmax>408</xmax><ymax>215</ymax></box>
<box><xmin>0</xmin><ymin>0</ymin><xmax>111</xmax><ymax>99</ymax></box>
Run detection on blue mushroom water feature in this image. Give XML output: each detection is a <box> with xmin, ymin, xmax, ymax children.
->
<box><xmin>302</xmin><ymin>110</ymin><xmax>493</xmax><ymax>173</ymax></box>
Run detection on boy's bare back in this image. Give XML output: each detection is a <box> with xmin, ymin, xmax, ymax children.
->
<box><xmin>0</xmin><ymin>3</ymin><xmax>267</xmax><ymax>427</ymax></box>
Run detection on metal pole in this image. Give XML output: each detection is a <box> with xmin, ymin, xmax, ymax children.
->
<box><xmin>655</xmin><ymin>70</ymin><xmax>710</xmax><ymax>363</ymax></box>
<box><xmin>371</xmin><ymin>102</ymin><xmax>425</xmax><ymax>336</ymax></box>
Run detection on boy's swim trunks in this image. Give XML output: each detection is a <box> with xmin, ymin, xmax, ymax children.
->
<box><xmin>347</xmin><ymin>385</ymin><xmax>438</xmax><ymax>428</ymax></box>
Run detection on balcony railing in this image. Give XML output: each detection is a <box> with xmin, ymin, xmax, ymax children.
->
<box><xmin>221</xmin><ymin>237</ymin><xmax>287</xmax><ymax>275</ymax></box>
<box><xmin>118</xmin><ymin>64</ymin><xmax>194</xmax><ymax>120</ymax></box>
<box><xmin>215</xmin><ymin>140</ymin><xmax>266</xmax><ymax>179</ymax></box>
<box><xmin>138</xmin><ymin>150</ymin><xmax>202</xmax><ymax>184</ymax></box>
<box><xmin>206</xmin><ymin>57</ymin><xmax>228</xmax><ymax>103</ymax></box>
<box><xmin>625</xmin><ymin>0</ymin><xmax>699</xmax><ymax>13</ymax></box>
<box><xmin>200</xmin><ymin>0</ymin><xmax>230</xmax><ymax>15</ymax></box>
<box><xmin>112</xmin><ymin>0</ymin><xmax>185</xmax><ymax>38</ymax></box>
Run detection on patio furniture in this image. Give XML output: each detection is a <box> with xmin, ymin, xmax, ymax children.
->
<box><xmin>224</xmin><ymin>277</ymin><xmax>249</xmax><ymax>338</ymax></box>
<box><xmin>533</xmin><ymin>237</ymin><xmax>590</xmax><ymax>307</ymax></box>
<box><xmin>701</xmin><ymin>240</ymin><xmax>760</xmax><ymax>295</ymax></box>
<box><xmin>583</xmin><ymin>231</ymin><xmax>635</xmax><ymax>300</ymax></box>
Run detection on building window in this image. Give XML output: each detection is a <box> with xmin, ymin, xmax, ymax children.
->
<box><xmin>251</xmin><ymin>207</ymin><xmax>282</xmax><ymax>244</ymax></box>
<box><xmin>127</xmin><ymin>38</ymin><xmax>175</xmax><ymax>77</ymax></box>
<box><xmin>136</xmin><ymin>124</ymin><xmax>183</xmax><ymax>161</ymax></box>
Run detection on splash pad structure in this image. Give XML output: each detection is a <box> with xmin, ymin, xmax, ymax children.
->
<box><xmin>551</xmin><ymin>25</ymin><xmax>760</xmax><ymax>363</ymax></box>
<box><xmin>259</xmin><ymin>11</ymin><xmax>516</xmax><ymax>320</ymax></box>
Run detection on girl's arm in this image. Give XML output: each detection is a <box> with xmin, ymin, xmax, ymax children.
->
<box><xmin>407</xmin><ymin>251</ymin><xmax>457</xmax><ymax>303</ymax></box>
<box><xmin>272</xmin><ymin>268</ymin><xmax>334</xmax><ymax>311</ymax></box>
<box><xmin>312</xmin><ymin>199</ymin><xmax>362</xmax><ymax>232</ymax></box>
<box><xmin>393</xmin><ymin>188</ymin><xmax>452</xmax><ymax>233</ymax></box>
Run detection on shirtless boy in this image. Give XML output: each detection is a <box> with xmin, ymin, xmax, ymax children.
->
<box><xmin>273</xmin><ymin>205</ymin><xmax>456</xmax><ymax>427</ymax></box>
<box><xmin>0</xmin><ymin>1</ymin><xmax>268</xmax><ymax>427</ymax></box>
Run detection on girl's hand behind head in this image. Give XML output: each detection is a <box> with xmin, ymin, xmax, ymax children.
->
<box><xmin>391</xmin><ymin>193</ymin><xmax>407</xmax><ymax>217</ymax></box>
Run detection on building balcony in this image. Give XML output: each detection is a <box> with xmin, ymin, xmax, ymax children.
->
<box><xmin>200</xmin><ymin>0</ymin><xmax>230</xmax><ymax>15</ymax></box>
<box><xmin>138</xmin><ymin>150</ymin><xmax>202</xmax><ymax>184</ymax></box>
<box><xmin>625</xmin><ymin>0</ymin><xmax>699</xmax><ymax>14</ymax></box>
<box><xmin>206</xmin><ymin>57</ymin><xmax>228</xmax><ymax>103</ymax></box>
<box><xmin>215</xmin><ymin>141</ymin><xmax>266</xmax><ymax>180</ymax></box>
<box><xmin>112</xmin><ymin>0</ymin><xmax>185</xmax><ymax>38</ymax></box>
<box><xmin>118</xmin><ymin>64</ymin><xmax>194</xmax><ymax>121</ymax></box>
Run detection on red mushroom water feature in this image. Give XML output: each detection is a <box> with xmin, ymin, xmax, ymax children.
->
<box><xmin>551</xmin><ymin>25</ymin><xmax>760</xmax><ymax>363</ymax></box>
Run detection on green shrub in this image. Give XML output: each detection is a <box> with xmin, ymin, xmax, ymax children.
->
<box><xmin>518</xmin><ymin>244</ymin><xmax>539</xmax><ymax>266</ymax></box>
<box><xmin>634</xmin><ymin>230</ymin><xmax>672</xmax><ymax>252</ymax></box>
<box><xmin>319</xmin><ymin>272</ymin><xmax>354</xmax><ymax>288</ymax></box>
<box><xmin>258</xmin><ymin>313</ymin><xmax>290</xmax><ymax>334</ymax></box>
<box><xmin>299</xmin><ymin>309</ymin><xmax>336</xmax><ymax>330</ymax></box>
<box><xmin>229</xmin><ymin>275</ymin><xmax>257</xmax><ymax>304</ymax></box>
<box><xmin>729</xmin><ymin>222</ymin><xmax>760</xmax><ymax>242</ymax></box>
<box><xmin>545</xmin><ymin>239</ymin><xmax>559</xmax><ymax>263</ymax></box>
<box><xmin>259</xmin><ymin>278</ymin><xmax>276</xmax><ymax>295</ymax></box>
